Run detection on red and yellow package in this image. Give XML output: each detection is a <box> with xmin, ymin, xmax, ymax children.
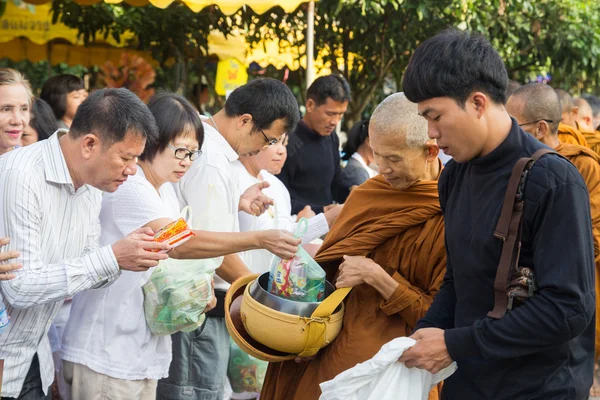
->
<box><xmin>151</xmin><ymin>218</ymin><xmax>195</xmax><ymax>252</ymax></box>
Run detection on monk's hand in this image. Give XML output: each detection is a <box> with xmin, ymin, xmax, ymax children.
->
<box><xmin>294</xmin><ymin>355</ymin><xmax>316</xmax><ymax>364</ymax></box>
<box><xmin>398</xmin><ymin>328</ymin><xmax>453</xmax><ymax>374</ymax></box>
<box><xmin>239</xmin><ymin>181</ymin><xmax>274</xmax><ymax>216</ymax></box>
<box><xmin>336</xmin><ymin>255</ymin><xmax>379</xmax><ymax>288</ymax></box>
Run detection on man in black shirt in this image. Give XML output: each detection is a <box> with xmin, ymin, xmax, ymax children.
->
<box><xmin>277</xmin><ymin>75</ymin><xmax>353</xmax><ymax>214</ymax></box>
<box><xmin>398</xmin><ymin>30</ymin><xmax>596</xmax><ymax>399</ymax></box>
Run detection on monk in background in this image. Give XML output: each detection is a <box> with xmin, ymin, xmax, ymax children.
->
<box><xmin>555</xmin><ymin>88</ymin><xmax>589</xmax><ymax>147</ymax></box>
<box><xmin>507</xmin><ymin>83</ymin><xmax>600</xmax><ymax>397</ymax></box>
<box><xmin>574</xmin><ymin>97</ymin><xmax>600</xmax><ymax>155</ymax></box>
<box><xmin>260</xmin><ymin>93</ymin><xmax>446</xmax><ymax>400</ymax></box>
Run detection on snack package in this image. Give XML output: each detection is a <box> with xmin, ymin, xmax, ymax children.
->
<box><xmin>151</xmin><ymin>218</ymin><xmax>195</xmax><ymax>252</ymax></box>
<box><xmin>267</xmin><ymin>219</ymin><xmax>326</xmax><ymax>302</ymax></box>
<box><xmin>227</xmin><ymin>338</ymin><xmax>268</xmax><ymax>396</ymax></box>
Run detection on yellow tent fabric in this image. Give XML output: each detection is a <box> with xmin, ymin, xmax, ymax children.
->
<box><xmin>22</xmin><ymin>0</ymin><xmax>311</xmax><ymax>15</ymax></box>
<box><xmin>0</xmin><ymin>2</ymin><xmax>130</xmax><ymax>46</ymax></box>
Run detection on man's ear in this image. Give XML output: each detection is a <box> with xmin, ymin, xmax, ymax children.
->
<box><xmin>425</xmin><ymin>141</ymin><xmax>439</xmax><ymax>161</ymax></box>
<box><xmin>81</xmin><ymin>134</ymin><xmax>100</xmax><ymax>160</ymax></box>
<box><xmin>470</xmin><ymin>92</ymin><xmax>488</xmax><ymax>119</ymax></box>
<box><xmin>536</xmin><ymin>121</ymin><xmax>550</xmax><ymax>140</ymax></box>
<box><xmin>306</xmin><ymin>98</ymin><xmax>316</xmax><ymax>113</ymax></box>
<box><xmin>236</xmin><ymin>113</ymin><xmax>254</xmax><ymax>130</ymax></box>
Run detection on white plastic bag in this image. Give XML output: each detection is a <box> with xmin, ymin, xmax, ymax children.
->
<box><xmin>319</xmin><ymin>337</ymin><xmax>457</xmax><ymax>400</ymax></box>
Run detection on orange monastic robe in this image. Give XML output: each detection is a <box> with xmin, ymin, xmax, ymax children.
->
<box><xmin>261</xmin><ymin>170</ymin><xmax>447</xmax><ymax>400</ymax></box>
<box><xmin>556</xmin><ymin>143</ymin><xmax>600</xmax><ymax>359</ymax></box>
<box><xmin>558</xmin><ymin>122</ymin><xmax>589</xmax><ymax>147</ymax></box>
<box><xmin>579</xmin><ymin>129</ymin><xmax>600</xmax><ymax>156</ymax></box>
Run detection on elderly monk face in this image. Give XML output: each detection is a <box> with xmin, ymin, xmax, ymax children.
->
<box><xmin>370</xmin><ymin>130</ymin><xmax>438</xmax><ymax>190</ymax></box>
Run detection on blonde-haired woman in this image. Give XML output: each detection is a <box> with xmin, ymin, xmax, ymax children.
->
<box><xmin>0</xmin><ymin>68</ymin><xmax>33</xmax><ymax>156</ymax></box>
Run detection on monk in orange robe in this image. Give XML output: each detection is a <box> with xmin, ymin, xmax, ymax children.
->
<box><xmin>555</xmin><ymin>88</ymin><xmax>589</xmax><ymax>147</ymax></box>
<box><xmin>574</xmin><ymin>97</ymin><xmax>600</xmax><ymax>155</ymax></box>
<box><xmin>260</xmin><ymin>93</ymin><xmax>447</xmax><ymax>400</ymax></box>
<box><xmin>508</xmin><ymin>83</ymin><xmax>600</xmax><ymax>396</ymax></box>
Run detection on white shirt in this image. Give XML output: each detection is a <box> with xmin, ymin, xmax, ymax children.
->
<box><xmin>0</xmin><ymin>132</ymin><xmax>120</xmax><ymax>397</ymax></box>
<box><xmin>351</xmin><ymin>153</ymin><xmax>378</xmax><ymax>179</ymax></box>
<box><xmin>61</xmin><ymin>167</ymin><xmax>180</xmax><ymax>380</ymax></box>
<box><xmin>233</xmin><ymin>162</ymin><xmax>329</xmax><ymax>275</ymax></box>
<box><xmin>176</xmin><ymin>121</ymin><xmax>240</xmax><ymax>291</ymax></box>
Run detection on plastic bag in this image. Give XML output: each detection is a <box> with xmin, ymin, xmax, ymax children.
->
<box><xmin>142</xmin><ymin>207</ymin><xmax>216</xmax><ymax>336</ymax></box>
<box><xmin>268</xmin><ymin>218</ymin><xmax>326</xmax><ymax>302</ymax></box>
<box><xmin>227</xmin><ymin>338</ymin><xmax>268</xmax><ymax>397</ymax></box>
<box><xmin>319</xmin><ymin>337</ymin><xmax>457</xmax><ymax>400</ymax></box>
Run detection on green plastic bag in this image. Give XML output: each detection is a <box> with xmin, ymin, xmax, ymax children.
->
<box><xmin>228</xmin><ymin>338</ymin><xmax>268</xmax><ymax>396</ymax></box>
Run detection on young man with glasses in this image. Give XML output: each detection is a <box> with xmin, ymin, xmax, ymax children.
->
<box><xmin>278</xmin><ymin>74</ymin><xmax>354</xmax><ymax>215</ymax></box>
<box><xmin>158</xmin><ymin>78</ymin><xmax>301</xmax><ymax>400</ymax></box>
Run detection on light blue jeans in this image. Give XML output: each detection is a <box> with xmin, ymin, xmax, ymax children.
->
<box><xmin>157</xmin><ymin>316</ymin><xmax>230</xmax><ymax>400</ymax></box>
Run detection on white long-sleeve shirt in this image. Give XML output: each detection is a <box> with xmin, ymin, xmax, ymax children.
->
<box><xmin>0</xmin><ymin>132</ymin><xmax>120</xmax><ymax>397</ymax></box>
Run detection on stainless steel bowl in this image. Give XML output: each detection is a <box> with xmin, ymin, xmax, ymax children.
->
<box><xmin>248</xmin><ymin>272</ymin><xmax>339</xmax><ymax>318</ymax></box>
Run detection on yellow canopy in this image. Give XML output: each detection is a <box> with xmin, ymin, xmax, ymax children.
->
<box><xmin>21</xmin><ymin>0</ymin><xmax>310</xmax><ymax>14</ymax></box>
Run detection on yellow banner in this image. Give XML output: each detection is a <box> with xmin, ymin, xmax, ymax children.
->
<box><xmin>215</xmin><ymin>58</ymin><xmax>248</xmax><ymax>96</ymax></box>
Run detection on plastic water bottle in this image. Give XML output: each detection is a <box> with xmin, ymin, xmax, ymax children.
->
<box><xmin>0</xmin><ymin>302</ymin><xmax>9</xmax><ymax>335</ymax></box>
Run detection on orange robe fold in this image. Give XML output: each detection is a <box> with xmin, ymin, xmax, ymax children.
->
<box><xmin>556</xmin><ymin>143</ymin><xmax>600</xmax><ymax>360</ymax></box>
<box><xmin>558</xmin><ymin>122</ymin><xmax>589</xmax><ymax>147</ymax></box>
<box><xmin>261</xmin><ymin>173</ymin><xmax>447</xmax><ymax>400</ymax></box>
<box><xmin>579</xmin><ymin>129</ymin><xmax>600</xmax><ymax>156</ymax></box>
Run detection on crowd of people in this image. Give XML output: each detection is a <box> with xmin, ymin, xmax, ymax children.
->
<box><xmin>0</xmin><ymin>28</ymin><xmax>600</xmax><ymax>400</ymax></box>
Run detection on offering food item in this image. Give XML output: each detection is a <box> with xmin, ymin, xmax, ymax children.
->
<box><xmin>268</xmin><ymin>247</ymin><xmax>325</xmax><ymax>303</ymax></box>
<box><xmin>151</xmin><ymin>218</ymin><xmax>195</xmax><ymax>252</ymax></box>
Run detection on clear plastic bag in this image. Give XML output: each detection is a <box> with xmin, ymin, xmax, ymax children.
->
<box><xmin>142</xmin><ymin>207</ymin><xmax>216</xmax><ymax>336</ymax></box>
<box><xmin>268</xmin><ymin>218</ymin><xmax>326</xmax><ymax>302</ymax></box>
<box><xmin>227</xmin><ymin>338</ymin><xmax>268</xmax><ymax>396</ymax></box>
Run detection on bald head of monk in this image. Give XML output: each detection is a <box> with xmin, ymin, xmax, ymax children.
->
<box><xmin>369</xmin><ymin>92</ymin><xmax>439</xmax><ymax>190</ymax></box>
<box><xmin>574</xmin><ymin>97</ymin><xmax>596</xmax><ymax>132</ymax></box>
<box><xmin>506</xmin><ymin>83</ymin><xmax>562</xmax><ymax>149</ymax></box>
<box><xmin>555</xmin><ymin>88</ymin><xmax>579</xmax><ymax>128</ymax></box>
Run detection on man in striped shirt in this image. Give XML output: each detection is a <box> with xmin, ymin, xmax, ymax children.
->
<box><xmin>0</xmin><ymin>88</ymin><xmax>170</xmax><ymax>399</ymax></box>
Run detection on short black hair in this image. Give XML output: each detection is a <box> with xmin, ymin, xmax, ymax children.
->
<box><xmin>70</xmin><ymin>88</ymin><xmax>158</xmax><ymax>147</ymax></box>
<box><xmin>403</xmin><ymin>29</ymin><xmax>508</xmax><ymax>106</ymax></box>
<box><xmin>342</xmin><ymin>119</ymin><xmax>369</xmax><ymax>161</ymax></box>
<box><xmin>224</xmin><ymin>78</ymin><xmax>300</xmax><ymax>133</ymax></box>
<box><xmin>307</xmin><ymin>75</ymin><xmax>352</xmax><ymax>106</ymax></box>
<box><xmin>142</xmin><ymin>92</ymin><xmax>204</xmax><ymax>162</ymax></box>
<box><xmin>40</xmin><ymin>74</ymin><xmax>85</xmax><ymax>120</ymax></box>
<box><xmin>30</xmin><ymin>98</ymin><xmax>59</xmax><ymax>141</ymax></box>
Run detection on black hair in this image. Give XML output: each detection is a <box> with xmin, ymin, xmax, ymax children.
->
<box><xmin>40</xmin><ymin>74</ymin><xmax>85</xmax><ymax>120</ymax></box>
<box><xmin>70</xmin><ymin>88</ymin><xmax>158</xmax><ymax>147</ymax></box>
<box><xmin>142</xmin><ymin>92</ymin><xmax>204</xmax><ymax>162</ymax></box>
<box><xmin>306</xmin><ymin>75</ymin><xmax>352</xmax><ymax>106</ymax></box>
<box><xmin>403</xmin><ymin>29</ymin><xmax>508</xmax><ymax>106</ymax></box>
<box><xmin>29</xmin><ymin>98</ymin><xmax>59</xmax><ymax>141</ymax></box>
<box><xmin>224</xmin><ymin>78</ymin><xmax>300</xmax><ymax>133</ymax></box>
<box><xmin>342</xmin><ymin>119</ymin><xmax>369</xmax><ymax>161</ymax></box>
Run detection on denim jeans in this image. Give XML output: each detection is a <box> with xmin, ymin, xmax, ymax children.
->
<box><xmin>157</xmin><ymin>316</ymin><xmax>230</xmax><ymax>400</ymax></box>
<box><xmin>1</xmin><ymin>354</ymin><xmax>51</xmax><ymax>400</ymax></box>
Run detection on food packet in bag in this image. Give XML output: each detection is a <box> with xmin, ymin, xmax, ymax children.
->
<box><xmin>268</xmin><ymin>218</ymin><xmax>325</xmax><ymax>302</ymax></box>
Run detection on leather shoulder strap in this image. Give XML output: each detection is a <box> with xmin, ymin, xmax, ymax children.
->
<box><xmin>488</xmin><ymin>148</ymin><xmax>556</xmax><ymax>319</ymax></box>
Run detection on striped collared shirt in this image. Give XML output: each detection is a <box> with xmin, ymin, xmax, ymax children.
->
<box><xmin>0</xmin><ymin>131</ymin><xmax>120</xmax><ymax>397</ymax></box>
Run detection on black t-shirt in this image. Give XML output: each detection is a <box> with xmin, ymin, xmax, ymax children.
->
<box><xmin>277</xmin><ymin>121</ymin><xmax>352</xmax><ymax>214</ymax></box>
<box><xmin>417</xmin><ymin>119</ymin><xmax>596</xmax><ymax>399</ymax></box>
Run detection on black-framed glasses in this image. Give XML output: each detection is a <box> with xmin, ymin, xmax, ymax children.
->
<box><xmin>167</xmin><ymin>144</ymin><xmax>202</xmax><ymax>161</ymax></box>
<box><xmin>254</xmin><ymin>123</ymin><xmax>279</xmax><ymax>148</ymax></box>
<box><xmin>518</xmin><ymin>119</ymin><xmax>553</xmax><ymax>127</ymax></box>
